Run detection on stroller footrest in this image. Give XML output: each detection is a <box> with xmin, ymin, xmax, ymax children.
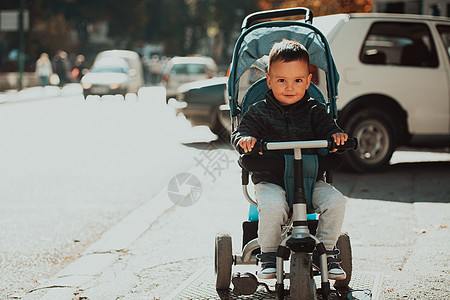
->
<box><xmin>277</xmin><ymin>245</ymin><xmax>290</xmax><ymax>260</ymax></box>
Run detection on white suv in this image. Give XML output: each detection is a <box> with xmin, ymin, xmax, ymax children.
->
<box><xmin>313</xmin><ymin>13</ymin><xmax>450</xmax><ymax>172</ymax></box>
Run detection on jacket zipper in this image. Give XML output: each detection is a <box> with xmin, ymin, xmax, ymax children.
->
<box><xmin>284</xmin><ymin>111</ymin><xmax>291</xmax><ymax>141</ymax></box>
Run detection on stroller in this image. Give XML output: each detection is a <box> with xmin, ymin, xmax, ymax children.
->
<box><xmin>214</xmin><ymin>7</ymin><xmax>358</xmax><ymax>300</ymax></box>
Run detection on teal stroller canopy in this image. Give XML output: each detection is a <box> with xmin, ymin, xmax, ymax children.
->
<box><xmin>227</xmin><ymin>20</ymin><xmax>340</xmax><ymax>120</ymax></box>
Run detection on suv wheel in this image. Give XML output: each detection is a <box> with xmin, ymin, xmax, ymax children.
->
<box><xmin>342</xmin><ymin>109</ymin><xmax>395</xmax><ymax>172</ymax></box>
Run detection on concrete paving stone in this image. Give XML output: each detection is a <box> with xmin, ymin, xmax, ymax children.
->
<box><xmin>15</xmin><ymin>143</ymin><xmax>449</xmax><ymax>299</ymax></box>
<box><xmin>54</xmin><ymin>253</ymin><xmax>118</xmax><ymax>278</ymax></box>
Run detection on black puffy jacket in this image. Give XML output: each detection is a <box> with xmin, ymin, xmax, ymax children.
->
<box><xmin>231</xmin><ymin>90</ymin><xmax>343</xmax><ymax>187</ymax></box>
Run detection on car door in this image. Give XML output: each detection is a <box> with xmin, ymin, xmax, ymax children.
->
<box><xmin>435</xmin><ymin>23</ymin><xmax>450</xmax><ymax>135</ymax></box>
<box><xmin>359</xmin><ymin>20</ymin><xmax>449</xmax><ymax>137</ymax></box>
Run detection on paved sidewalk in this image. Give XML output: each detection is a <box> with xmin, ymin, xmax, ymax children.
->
<box><xmin>20</xmin><ymin>152</ymin><xmax>450</xmax><ymax>299</ymax></box>
<box><xmin>21</xmin><ymin>186</ymin><xmax>176</xmax><ymax>300</ymax></box>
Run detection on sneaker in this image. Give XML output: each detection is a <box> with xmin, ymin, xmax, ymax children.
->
<box><xmin>256</xmin><ymin>252</ymin><xmax>277</xmax><ymax>279</ymax></box>
<box><xmin>312</xmin><ymin>249</ymin><xmax>346</xmax><ymax>281</ymax></box>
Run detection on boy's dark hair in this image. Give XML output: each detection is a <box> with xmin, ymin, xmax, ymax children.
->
<box><xmin>268</xmin><ymin>39</ymin><xmax>310</xmax><ymax>73</ymax></box>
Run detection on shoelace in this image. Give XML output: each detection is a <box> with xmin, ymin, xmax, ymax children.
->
<box><xmin>256</xmin><ymin>252</ymin><xmax>277</xmax><ymax>269</ymax></box>
<box><xmin>326</xmin><ymin>249</ymin><xmax>342</xmax><ymax>264</ymax></box>
<box><xmin>312</xmin><ymin>249</ymin><xmax>342</xmax><ymax>268</ymax></box>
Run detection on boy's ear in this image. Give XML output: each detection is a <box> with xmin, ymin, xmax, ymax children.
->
<box><xmin>306</xmin><ymin>73</ymin><xmax>312</xmax><ymax>89</ymax></box>
<box><xmin>266</xmin><ymin>73</ymin><xmax>271</xmax><ymax>89</ymax></box>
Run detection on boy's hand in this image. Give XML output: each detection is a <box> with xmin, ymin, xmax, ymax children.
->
<box><xmin>238</xmin><ymin>136</ymin><xmax>258</xmax><ymax>153</ymax></box>
<box><xmin>331</xmin><ymin>132</ymin><xmax>348</xmax><ymax>152</ymax></box>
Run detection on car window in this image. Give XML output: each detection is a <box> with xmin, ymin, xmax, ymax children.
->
<box><xmin>92</xmin><ymin>65</ymin><xmax>128</xmax><ymax>73</ymax></box>
<box><xmin>171</xmin><ymin>63</ymin><xmax>207</xmax><ymax>75</ymax></box>
<box><xmin>360</xmin><ymin>22</ymin><xmax>439</xmax><ymax>68</ymax></box>
<box><xmin>436</xmin><ymin>25</ymin><xmax>450</xmax><ymax>63</ymax></box>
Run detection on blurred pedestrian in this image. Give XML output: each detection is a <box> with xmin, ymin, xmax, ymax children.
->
<box><xmin>159</xmin><ymin>56</ymin><xmax>169</xmax><ymax>84</ymax></box>
<box><xmin>53</xmin><ymin>50</ymin><xmax>72</xmax><ymax>87</ymax></box>
<box><xmin>148</xmin><ymin>55</ymin><xmax>162</xmax><ymax>85</ymax></box>
<box><xmin>35</xmin><ymin>53</ymin><xmax>53</xmax><ymax>86</ymax></box>
<box><xmin>72</xmin><ymin>54</ymin><xmax>88</xmax><ymax>82</ymax></box>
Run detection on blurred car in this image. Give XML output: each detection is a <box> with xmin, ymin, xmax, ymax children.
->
<box><xmin>162</xmin><ymin>56</ymin><xmax>218</xmax><ymax>99</ymax></box>
<box><xmin>174</xmin><ymin>60</ymin><xmax>268</xmax><ymax>140</ymax></box>
<box><xmin>94</xmin><ymin>50</ymin><xmax>144</xmax><ymax>93</ymax></box>
<box><xmin>175</xmin><ymin>77</ymin><xmax>230</xmax><ymax>139</ymax></box>
<box><xmin>81</xmin><ymin>57</ymin><xmax>134</xmax><ymax>97</ymax></box>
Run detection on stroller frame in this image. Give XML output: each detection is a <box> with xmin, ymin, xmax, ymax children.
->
<box><xmin>226</xmin><ymin>139</ymin><xmax>357</xmax><ymax>300</ymax></box>
<box><xmin>215</xmin><ymin>7</ymin><xmax>357</xmax><ymax>300</ymax></box>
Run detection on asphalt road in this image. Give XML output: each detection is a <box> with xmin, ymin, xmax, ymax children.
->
<box><xmin>25</xmin><ymin>145</ymin><xmax>447</xmax><ymax>300</ymax></box>
<box><xmin>0</xmin><ymin>86</ymin><xmax>210</xmax><ymax>299</ymax></box>
<box><xmin>1</xmin><ymin>86</ymin><xmax>449</xmax><ymax>299</ymax></box>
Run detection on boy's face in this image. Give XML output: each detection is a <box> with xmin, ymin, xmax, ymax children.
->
<box><xmin>266</xmin><ymin>60</ymin><xmax>312</xmax><ymax>106</ymax></box>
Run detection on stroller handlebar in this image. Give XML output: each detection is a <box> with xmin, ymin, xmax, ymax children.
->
<box><xmin>241</xmin><ymin>7</ymin><xmax>313</xmax><ymax>30</ymax></box>
<box><xmin>241</xmin><ymin>138</ymin><xmax>358</xmax><ymax>155</ymax></box>
<box><xmin>327</xmin><ymin>137</ymin><xmax>358</xmax><ymax>151</ymax></box>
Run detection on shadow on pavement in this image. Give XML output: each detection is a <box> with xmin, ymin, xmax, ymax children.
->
<box><xmin>334</xmin><ymin>161</ymin><xmax>450</xmax><ymax>203</ymax></box>
<box><xmin>181</xmin><ymin>136</ymin><xmax>449</xmax><ymax>205</ymax></box>
<box><xmin>182</xmin><ymin>139</ymin><xmax>233</xmax><ymax>151</ymax></box>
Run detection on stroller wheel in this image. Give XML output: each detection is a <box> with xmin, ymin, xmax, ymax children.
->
<box><xmin>215</xmin><ymin>232</ymin><xmax>233</xmax><ymax>290</ymax></box>
<box><xmin>334</xmin><ymin>232</ymin><xmax>352</xmax><ymax>289</ymax></box>
<box><xmin>290</xmin><ymin>252</ymin><xmax>316</xmax><ymax>299</ymax></box>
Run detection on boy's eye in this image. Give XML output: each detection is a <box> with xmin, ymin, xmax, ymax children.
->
<box><xmin>295</xmin><ymin>79</ymin><xmax>302</xmax><ymax>83</ymax></box>
<box><xmin>278</xmin><ymin>79</ymin><xmax>285</xmax><ymax>83</ymax></box>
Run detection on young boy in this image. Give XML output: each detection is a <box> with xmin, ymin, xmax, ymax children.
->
<box><xmin>231</xmin><ymin>39</ymin><xmax>348</xmax><ymax>280</ymax></box>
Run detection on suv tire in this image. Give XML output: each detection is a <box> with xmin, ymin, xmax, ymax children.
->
<box><xmin>342</xmin><ymin>109</ymin><xmax>395</xmax><ymax>172</ymax></box>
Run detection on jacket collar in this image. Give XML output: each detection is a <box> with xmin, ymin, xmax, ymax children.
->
<box><xmin>264</xmin><ymin>90</ymin><xmax>311</xmax><ymax>112</ymax></box>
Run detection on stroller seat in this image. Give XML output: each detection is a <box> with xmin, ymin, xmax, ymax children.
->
<box><xmin>239</xmin><ymin>75</ymin><xmax>341</xmax><ymax>222</ymax></box>
<box><xmin>215</xmin><ymin>9</ymin><xmax>354</xmax><ymax>298</ymax></box>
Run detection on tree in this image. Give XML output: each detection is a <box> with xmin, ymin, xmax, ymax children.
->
<box><xmin>212</xmin><ymin>0</ymin><xmax>260</xmax><ymax>61</ymax></box>
<box><xmin>39</xmin><ymin>0</ymin><xmax>147</xmax><ymax>48</ymax></box>
<box><xmin>145</xmin><ymin>0</ymin><xmax>192</xmax><ymax>55</ymax></box>
<box><xmin>258</xmin><ymin>0</ymin><xmax>372</xmax><ymax>16</ymax></box>
<box><xmin>142</xmin><ymin>0</ymin><xmax>259</xmax><ymax>60</ymax></box>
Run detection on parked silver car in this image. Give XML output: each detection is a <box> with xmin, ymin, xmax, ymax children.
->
<box><xmin>81</xmin><ymin>57</ymin><xmax>133</xmax><ymax>97</ymax></box>
<box><xmin>162</xmin><ymin>56</ymin><xmax>218</xmax><ymax>100</ymax></box>
<box><xmin>93</xmin><ymin>50</ymin><xmax>144</xmax><ymax>94</ymax></box>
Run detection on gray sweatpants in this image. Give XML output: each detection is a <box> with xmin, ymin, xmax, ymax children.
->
<box><xmin>254</xmin><ymin>181</ymin><xmax>347</xmax><ymax>253</ymax></box>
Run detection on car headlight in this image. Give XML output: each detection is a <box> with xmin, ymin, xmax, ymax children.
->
<box><xmin>109</xmin><ymin>83</ymin><xmax>122</xmax><ymax>89</ymax></box>
<box><xmin>177</xmin><ymin>92</ymin><xmax>186</xmax><ymax>102</ymax></box>
<box><xmin>82</xmin><ymin>82</ymin><xmax>92</xmax><ymax>89</ymax></box>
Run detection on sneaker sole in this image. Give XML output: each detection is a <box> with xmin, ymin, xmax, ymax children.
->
<box><xmin>328</xmin><ymin>273</ymin><xmax>347</xmax><ymax>281</ymax></box>
<box><xmin>257</xmin><ymin>272</ymin><xmax>277</xmax><ymax>279</ymax></box>
<box><xmin>312</xmin><ymin>264</ymin><xmax>347</xmax><ymax>281</ymax></box>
